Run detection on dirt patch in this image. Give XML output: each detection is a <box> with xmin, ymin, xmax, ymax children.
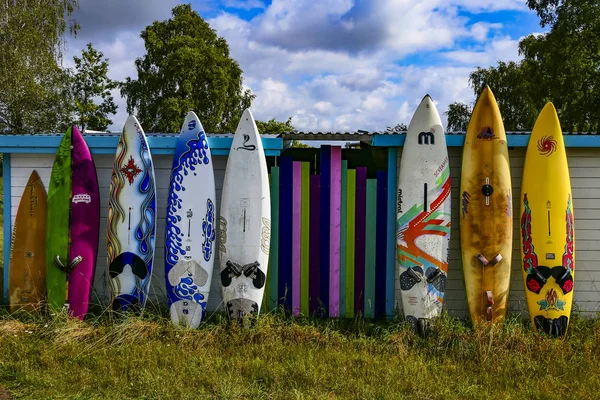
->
<box><xmin>0</xmin><ymin>387</ymin><xmax>11</xmax><ymax>399</ymax></box>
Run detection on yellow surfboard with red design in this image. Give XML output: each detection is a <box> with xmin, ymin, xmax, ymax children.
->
<box><xmin>520</xmin><ymin>102</ymin><xmax>574</xmax><ymax>337</ymax></box>
<box><xmin>460</xmin><ymin>86</ymin><xmax>513</xmax><ymax>325</ymax></box>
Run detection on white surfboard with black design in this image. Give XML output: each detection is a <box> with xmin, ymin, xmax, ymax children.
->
<box><xmin>165</xmin><ymin>111</ymin><xmax>216</xmax><ymax>328</ymax></box>
<box><xmin>219</xmin><ymin>109</ymin><xmax>271</xmax><ymax>319</ymax></box>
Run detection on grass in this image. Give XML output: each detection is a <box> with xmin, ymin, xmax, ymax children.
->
<box><xmin>0</xmin><ymin>309</ymin><xmax>598</xmax><ymax>399</ymax></box>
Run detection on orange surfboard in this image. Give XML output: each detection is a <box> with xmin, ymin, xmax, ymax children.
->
<box><xmin>9</xmin><ymin>170</ymin><xmax>47</xmax><ymax>311</ymax></box>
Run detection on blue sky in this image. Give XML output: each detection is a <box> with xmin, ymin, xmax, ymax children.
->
<box><xmin>66</xmin><ymin>0</ymin><xmax>543</xmax><ymax>132</ymax></box>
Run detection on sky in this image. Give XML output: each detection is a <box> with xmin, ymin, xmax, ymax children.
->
<box><xmin>65</xmin><ymin>0</ymin><xmax>543</xmax><ymax>133</ymax></box>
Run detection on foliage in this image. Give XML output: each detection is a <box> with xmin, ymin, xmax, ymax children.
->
<box><xmin>445</xmin><ymin>102</ymin><xmax>472</xmax><ymax>132</ymax></box>
<box><xmin>256</xmin><ymin>117</ymin><xmax>310</xmax><ymax>148</ymax></box>
<box><xmin>120</xmin><ymin>4</ymin><xmax>255</xmax><ymax>134</ymax></box>
<box><xmin>452</xmin><ymin>0</ymin><xmax>600</xmax><ymax>132</ymax></box>
<box><xmin>255</xmin><ymin>117</ymin><xmax>294</xmax><ymax>134</ymax></box>
<box><xmin>72</xmin><ymin>44</ymin><xmax>118</xmax><ymax>132</ymax></box>
<box><xmin>0</xmin><ymin>311</ymin><xmax>599</xmax><ymax>399</ymax></box>
<box><xmin>0</xmin><ymin>0</ymin><xmax>79</xmax><ymax>133</ymax></box>
<box><xmin>386</xmin><ymin>123</ymin><xmax>408</xmax><ymax>133</ymax></box>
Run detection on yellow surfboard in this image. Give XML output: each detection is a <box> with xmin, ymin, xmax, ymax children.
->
<box><xmin>520</xmin><ymin>103</ymin><xmax>574</xmax><ymax>337</ymax></box>
<box><xmin>460</xmin><ymin>86</ymin><xmax>513</xmax><ymax>324</ymax></box>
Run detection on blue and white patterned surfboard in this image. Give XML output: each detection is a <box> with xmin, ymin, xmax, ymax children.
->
<box><xmin>107</xmin><ymin>115</ymin><xmax>157</xmax><ymax>311</ymax></box>
<box><xmin>165</xmin><ymin>111</ymin><xmax>216</xmax><ymax>327</ymax></box>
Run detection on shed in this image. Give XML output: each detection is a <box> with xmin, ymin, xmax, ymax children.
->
<box><xmin>1</xmin><ymin>131</ymin><xmax>599</xmax><ymax>320</ymax></box>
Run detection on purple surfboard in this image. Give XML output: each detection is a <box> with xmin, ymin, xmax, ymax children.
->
<box><xmin>68</xmin><ymin>127</ymin><xmax>100</xmax><ymax>319</ymax></box>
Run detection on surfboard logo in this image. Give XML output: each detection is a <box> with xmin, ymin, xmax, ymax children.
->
<box><xmin>202</xmin><ymin>199</ymin><xmax>216</xmax><ymax>261</ymax></box>
<box><xmin>188</xmin><ymin>120</ymin><xmax>196</xmax><ymax>130</ymax></box>
<box><xmin>236</xmin><ymin>134</ymin><xmax>256</xmax><ymax>151</ymax></box>
<box><xmin>218</xmin><ymin>216</ymin><xmax>227</xmax><ymax>253</ymax></box>
<box><xmin>461</xmin><ymin>191</ymin><xmax>471</xmax><ymax>218</ymax></box>
<box><xmin>72</xmin><ymin>194</ymin><xmax>91</xmax><ymax>204</ymax></box>
<box><xmin>418</xmin><ymin>129</ymin><xmax>435</xmax><ymax>145</ymax></box>
<box><xmin>260</xmin><ymin>217</ymin><xmax>271</xmax><ymax>255</ymax></box>
<box><xmin>537</xmin><ymin>135</ymin><xmax>557</xmax><ymax>156</ymax></box>
<box><xmin>120</xmin><ymin>156</ymin><xmax>142</xmax><ymax>185</ymax></box>
<box><xmin>477</xmin><ymin>127</ymin><xmax>497</xmax><ymax>140</ymax></box>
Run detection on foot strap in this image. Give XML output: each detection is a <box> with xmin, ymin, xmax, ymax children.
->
<box><xmin>475</xmin><ymin>253</ymin><xmax>502</xmax><ymax>266</ymax></box>
<box><xmin>485</xmin><ymin>291</ymin><xmax>494</xmax><ymax>321</ymax></box>
<box><xmin>407</xmin><ymin>267</ymin><xmax>423</xmax><ymax>283</ymax></box>
<box><xmin>54</xmin><ymin>255</ymin><xmax>83</xmax><ymax>273</ymax></box>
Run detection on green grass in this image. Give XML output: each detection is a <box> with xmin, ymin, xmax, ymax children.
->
<box><xmin>0</xmin><ymin>310</ymin><xmax>598</xmax><ymax>399</ymax></box>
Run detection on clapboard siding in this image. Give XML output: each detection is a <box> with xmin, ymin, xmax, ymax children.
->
<box><xmin>396</xmin><ymin>147</ymin><xmax>600</xmax><ymax>319</ymax></box>
<box><xmin>10</xmin><ymin>153</ymin><xmax>230</xmax><ymax>313</ymax></box>
<box><xmin>9</xmin><ymin>145</ymin><xmax>600</xmax><ymax>319</ymax></box>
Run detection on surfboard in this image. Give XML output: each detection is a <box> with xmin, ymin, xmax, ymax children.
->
<box><xmin>520</xmin><ymin>103</ymin><xmax>574</xmax><ymax>337</ymax></box>
<box><xmin>107</xmin><ymin>115</ymin><xmax>157</xmax><ymax>312</ymax></box>
<box><xmin>46</xmin><ymin>127</ymin><xmax>72</xmax><ymax>312</ymax></box>
<box><xmin>396</xmin><ymin>95</ymin><xmax>451</xmax><ymax>333</ymax></box>
<box><xmin>219</xmin><ymin>109</ymin><xmax>271</xmax><ymax>319</ymax></box>
<box><xmin>460</xmin><ymin>86</ymin><xmax>513</xmax><ymax>324</ymax></box>
<box><xmin>9</xmin><ymin>170</ymin><xmax>47</xmax><ymax>312</ymax></box>
<box><xmin>68</xmin><ymin>127</ymin><xmax>100</xmax><ymax>319</ymax></box>
<box><xmin>165</xmin><ymin>111</ymin><xmax>216</xmax><ymax>328</ymax></box>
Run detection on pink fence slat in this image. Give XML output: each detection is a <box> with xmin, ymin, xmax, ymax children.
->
<box><xmin>292</xmin><ymin>161</ymin><xmax>302</xmax><ymax>316</ymax></box>
<box><xmin>329</xmin><ymin>146</ymin><xmax>342</xmax><ymax>317</ymax></box>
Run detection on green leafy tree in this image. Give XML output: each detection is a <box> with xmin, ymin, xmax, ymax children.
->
<box><xmin>460</xmin><ymin>0</ymin><xmax>600</xmax><ymax>132</ymax></box>
<box><xmin>121</xmin><ymin>4</ymin><xmax>254</xmax><ymax>133</ymax></box>
<box><xmin>0</xmin><ymin>0</ymin><xmax>79</xmax><ymax>133</ymax></box>
<box><xmin>256</xmin><ymin>117</ymin><xmax>310</xmax><ymax>148</ymax></box>
<box><xmin>73</xmin><ymin>43</ymin><xmax>118</xmax><ymax>132</ymax></box>
<box><xmin>445</xmin><ymin>102</ymin><xmax>472</xmax><ymax>132</ymax></box>
<box><xmin>255</xmin><ymin>117</ymin><xmax>293</xmax><ymax>134</ymax></box>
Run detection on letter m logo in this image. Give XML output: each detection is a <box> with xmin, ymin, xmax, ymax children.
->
<box><xmin>418</xmin><ymin>131</ymin><xmax>434</xmax><ymax>145</ymax></box>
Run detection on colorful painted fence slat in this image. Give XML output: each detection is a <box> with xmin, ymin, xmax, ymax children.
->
<box><xmin>346</xmin><ymin>169</ymin><xmax>356</xmax><ymax>318</ymax></box>
<box><xmin>364</xmin><ymin>179</ymin><xmax>377</xmax><ymax>319</ymax></box>
<box><xmin>278</xmin><ymin>157</ymin><xmax>293</xmax><ymax>309</ymax></box>
<box><xmin>309</xmin><ymin>175</ymin><xmax>321</xmax><ymax>314</ymax></box>
<box><xmin>319</xmin><ymin>146</ymin><xmax>331</xmax><ymax>316</ymax></box>
<box><xmin>376</xmin><ymin>171</ymin><xmax>388</xmax><ymax>318</ymax></box>
<box><xmin>339</xmin><ymin>160</ymin><xmax>348</xmax><ymax>318</ymax></box>
<box><xmin>386</xmin><ymin>148</ymin><xmax>397</xmax><ymax>318</ymax></box>
<box><xmin>300</xmin><ymin>162</ymin><xmax>310</xmax><ymax>316</ymax></box>
<box><xmin>269</xmin><ymin>167</ymin><xmax>280</xmax><ymax>310</ymax></box>
<box><xmin>329</xmin><ymin>147</ymin><xmax>341</xmax><ymax>317</ymax></box>
<box><xmin>292</xmin><ymin>161</ymin><xmax>302</xmax><ymax>315</ymax></box>
<box><xmin>354</xmin><ymin>167</ymin><xmax>367</xmax><ymax>315</ymax></box>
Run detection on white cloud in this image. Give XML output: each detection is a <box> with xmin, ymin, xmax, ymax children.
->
<box><xmin>64</xmin><ymin>0</ymin><xmax>536</xmax><ymax>133</ymax></box>
<box><xmin>443</xmin><ymin>36</ymin><xmax>521</xmax><ymax>66</ymax></box>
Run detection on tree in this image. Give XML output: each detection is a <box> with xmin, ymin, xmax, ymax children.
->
<box><xmin>385</xmin><ymin>123</ymin><xmax>408</xmax><ymax>133</ymax></box>
<box><xmin>256</xmin><ymin>117</ymin><xmax>310</xmax><ymax>148</ymax></box>
<box><xmin>445</xmin><ymin>102</ymin><xmax>472</xmax><ymax>132</ymax></box>
<box><xmin>72</xmin><ymin>43</ymin><xmax>118</xmax><ymax>132</ymax></box>
<box><xmin>120</xmin><ymin>4</ymin><xmax>254</xmax><ymax>133</ymax></box>
<box><xmin>255</xmin><ymin>117</ymin><xmax>293</xmax><ymax>134</ymax></box>
<box><xmin>459</xmin><ymin>0</ymin><xmax>600</xmax><ymax>132</ymax></box>
<box><xmin>0</xmin><ymin>0</ymin><xmax>79</xmax><ymax>133</ymax></box>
